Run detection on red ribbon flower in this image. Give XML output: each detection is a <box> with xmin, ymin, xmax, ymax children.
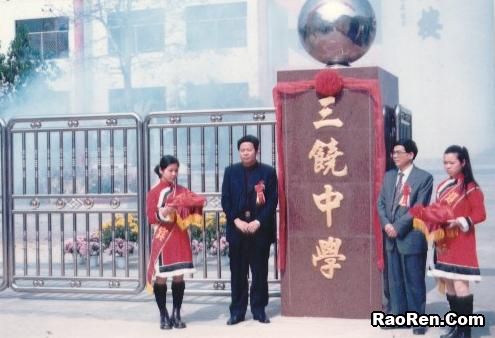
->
<box><xmin>314</xmin><ymin>69</ymin><xmax>344</xmax><ymax>98</ymax></box>
<box><xmin>399</xmin><ymin>183</ymin><xmax>411</xmax><ymax>207</ymax></box>
<box><xmin>255</xmin><ymin>180</ymin><xmax>266</xmax><ymax>206</ymax></box>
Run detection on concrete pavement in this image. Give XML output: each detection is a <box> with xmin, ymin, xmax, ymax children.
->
<box><xmin>0</xmin><ymin>286</ymin><xmax>494</xmax><ymax>338</ymax></box>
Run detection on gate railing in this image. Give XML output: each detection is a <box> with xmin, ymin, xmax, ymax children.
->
<box><xmin>144</xmin><ymin>107</ymin><xmax>279</xmax><ymax>295</ymax></box>
<box><xmin>6</xmin><ymin>114</ymin><xmax>144</xmax><ymax>293</ymax></box>
<box><xmin>0</xmin><ymin>108</ymin><xmax>279</xmax><ymax>295</ymax></box>
<box><xmin>0</xmin><ymin>119</ymin><xmax>7</xmax><ymax>291</ymax></box>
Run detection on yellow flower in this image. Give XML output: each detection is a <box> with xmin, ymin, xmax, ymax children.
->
<box><xmin>204</xmin><ymin>212</ymin><xmax>227</xmax><ymax>228</ymax></box>
<box><xmin>102</xmin><ymin>213</ymin><xmax>139</xmax><ymax>245</ymax></box>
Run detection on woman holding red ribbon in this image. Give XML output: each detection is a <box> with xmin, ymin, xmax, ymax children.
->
<box><xmin>412</xmin><ymin>145</ymin><xmax>486</xmax><ymax>338</ymax></box>
<box><xmin>146</xmin><ymin>155</ymin><xmax>205</xmax><ymax>330</ymax></box>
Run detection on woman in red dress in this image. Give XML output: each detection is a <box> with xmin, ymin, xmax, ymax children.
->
<box><xmin>146</xmin><ymin>155</ymin><xmax>204</xmax><ymax>330</ymax></box>
<box><xmin>430</xmin><ymin>146</ymin><xmax>486</xmax><ymax>338</ymax></box>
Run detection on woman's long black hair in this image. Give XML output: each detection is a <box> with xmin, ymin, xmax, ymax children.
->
<box><xmin>444</xmin><ymin>145</ymin><xmax>478</xmax><ymax>192</ymax></box>
<box><xmin>154</xmin><ymin>155</ymin><xmax>180</xmax><ymax>178</ymax></box>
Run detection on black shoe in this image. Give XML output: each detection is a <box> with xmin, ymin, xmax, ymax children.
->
<box><xmin>171</xmin><ymin>307</ymin><xmax>186</xmax><ymax>329</ymax></box>
<box><xmin>413</xmin><ymin>327</ymin><xmax>426</xmax><ymax>335</ymax></box>
<box><xmin>171</xmin><ymin>316</ymin><xmax>186</xmax><ymax>329</ymax></box>
<box><xmin>160</xmin><ymin>314</ymin><xmax>172</xmax><ymax>330</ymax></box>
<box><xmin>457</xmin><ymin>326</ymin><xmax>471</xmax><ymax>338</ymax></box>
<box><xmin>226</xmin><ymin>315</ymin><xmax>244</xmax><ymax>325</ymax></box>
<box><xmin>440</xmin><ymin>326</ymin><xmax>457</xmax><ymax>338</ymax></box>
<box><xmin>173</xmin><ymin>320</ymin><xmax>186</xmax><ymax>329</ymax></box>
<box><xmin>171</xmin><ymin>281</ymin><xmax>187</xmax><ymax>329</ymax></box>
<box><xmin>253</xmin><ymin>313</ymin><xmax>270</xmax><ymax>324</ymax></box>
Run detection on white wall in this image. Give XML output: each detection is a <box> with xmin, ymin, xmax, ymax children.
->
<box><xmin>363</xmin><ymin>0</ymin><xmax>495</xmax><ymax>159</ymax></box>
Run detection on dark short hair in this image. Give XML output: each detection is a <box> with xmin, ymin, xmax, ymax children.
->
<box><xmin>237</xmin><ymin>135</ymin><xmax>259</xmax><ymax>152</ymax></box>
<box><xmin>394</xmin><ymin>139</ymin><xmax>418</xmax><ymax>159</ymax></box>
<box><xmin>154</xmin><ymin>155</ymin><xmax>179</xmax><ymax>178</ymax></box>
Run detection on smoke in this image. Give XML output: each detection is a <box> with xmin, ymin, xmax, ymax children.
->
<box><xmin>1</xmin><ymin>73</ymin><xmax>68</xmax><ymax>120</ymax></box>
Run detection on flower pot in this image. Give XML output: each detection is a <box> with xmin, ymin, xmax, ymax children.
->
<box><xmin>115</xmin><ymin>256</ymin><xmax>126</xmax><ymax>269</ymax></box>
<box><xmin>90</xmin><ymin>255</ymin><xmax>99</xmax><ymax>266</ymax></box>
<box><xmin>193</xmin><ymin>254</ymin><xmax>204</xmax><ymax>268</ymax></box>
<box><xmin>78</xmin><ymin>255</ymin><xmax>100</xmax><ymax>266</ymax></box>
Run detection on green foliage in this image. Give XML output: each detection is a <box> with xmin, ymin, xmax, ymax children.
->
<box><xmin>0</xmin><ymin>27</ymin><xmax>54</xmax><ymax>109</ymax></box>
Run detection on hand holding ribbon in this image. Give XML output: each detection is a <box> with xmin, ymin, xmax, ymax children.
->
<box><xmin>410</xmin><ymin>201</ymin><xmax>455</xmax><ymax>242</ymax></box>
<box><xmin>165</xmin><ymin>190</ymin><xmax>206</xmax><ymax>230</ymax></box>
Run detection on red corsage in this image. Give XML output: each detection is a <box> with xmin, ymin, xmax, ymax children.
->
<box><xmin>399</xmin><ymin>183</ymin><xmax>411</xmax><ymax>207</ymax></box>
<box><xmin>255</xmin><ymin>180</ymin><xmax>266</xmax><ymax>205</ymax></box>
<box><xmin>314</xmin><ymin>69</ymin><xmax>344</xmax><ymax>98</ymax></box>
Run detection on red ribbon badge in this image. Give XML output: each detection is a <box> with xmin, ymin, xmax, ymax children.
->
<box><xmin>399</xmin><ymin>183</ymin><xmax>411</xmax><ymax>207</ymax></box>
<box><xmin>255</xmin><ymin>180</ymin><xmax>266</xmax><ymax>205</ymax></box>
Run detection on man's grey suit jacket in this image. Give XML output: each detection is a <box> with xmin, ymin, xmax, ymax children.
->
<box><xmin>377</xmin><ymin>166</ymin><xmax>433</xmax><ymax>255</ymax></box>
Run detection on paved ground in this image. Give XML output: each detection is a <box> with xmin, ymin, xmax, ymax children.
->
<box><xmin>0</xmin><ymin>282</ymin><xmax>493</xmax><ymax>338</ymax></box>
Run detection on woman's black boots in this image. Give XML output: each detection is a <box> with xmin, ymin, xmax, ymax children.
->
<box><xmin>153</xmin><ymin>283</ymin><xmax>172</xmax><ymax>330</ymax></box>
<box><xmin>171</xmin><ymin>280</ymin><xmax>186</xmax><ymax>329</ymax></box>
<box><xmin>441</xmin><ymin>294</ymin><xmax>458</xmax><ymax>338</ymax></box>
<box><xmin>455</xmin><ymin>294</ymin><xmax>473</xmax><ymax>338</ymax></box>
<box><xmin>441</xmin><ymin>294</ymin><xmax>474</xmax><ymax>338</ymax></box>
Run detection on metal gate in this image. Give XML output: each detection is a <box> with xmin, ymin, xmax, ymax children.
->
<box><xmin>144</xmin><ymin>108</ymin><xmax>279</xmax><ymax>295</ymax></box>
<box><xmin>0</xmin><ymin>108</ymin><xmax>279</xmax><ymax>295</ymax></box>
<box><xmin>0</xmin><ymin>119</ymin><xmax>7</xmax><ymax>291</ymax></box>
<box><xmin>6</xmin><ymin>114</ymin><xmax>144</xmax><ymax>293</ymax></box>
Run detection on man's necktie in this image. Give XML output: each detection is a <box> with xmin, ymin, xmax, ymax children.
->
<box><xmin>392</xmin><ymin>172</ymin><xmax>404</xmax><ymax>211</ymax></box>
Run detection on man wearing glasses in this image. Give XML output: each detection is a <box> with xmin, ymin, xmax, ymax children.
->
<box><xmin>377</xmin><ymin>139</ymin><xmax>433</xmax><ymax>335</ymax></box>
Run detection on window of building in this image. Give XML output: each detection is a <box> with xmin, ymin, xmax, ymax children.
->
<box><xmin>185</xmin><ymin>82</ymin><xmax>249</xmax><ymax>109</ymax></box>
<box><xmin>107</xmin><ymin>9</ymin><xmax>164</xmax><ymax>55</ymax></box>
<box><xmin>186</xmin><ymin>2</ymin><xmax>247</xmax><ymax>50</ymax></box>
<box><xmin>15</xmin><ymin>17</ymin><xmax>69</xmax><ymax>59</ymax></box>
<box><xmin>108</xmin><ymin>87</ymin><xmax>166</xmax><ymax>113</ymax></box>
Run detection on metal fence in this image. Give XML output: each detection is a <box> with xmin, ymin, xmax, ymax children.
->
<box><xmin>0</xmin><ymin>119</ymin><xmax>6</xmax><ymax>291</ymax></box>
<box><xmin>0</xmin><ymin>108</ymin><xmax>279</xmax><ymax>295</ymax></box>
<box><xmin>144</xmin><ymin>108</ymin><xmax>279</xmax><ymax>295</ymax></box>
<box><xmin>6</xmin><ymin>114</ymin><xmax>144</xmax><ymax>293</ymax></box>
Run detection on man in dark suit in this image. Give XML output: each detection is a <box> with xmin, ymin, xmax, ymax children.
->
<box><xmin>377</xmin><ymin>139</ymin><xmax>433</xmax><ymax>335</ymax></box>
<box><xmin>221</xmin><ymin>135</ymin><xmax>278</xmax><ymax>325</ymax></box>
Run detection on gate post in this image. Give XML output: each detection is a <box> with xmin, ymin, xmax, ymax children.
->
<box><xmin>0</xmin><ymin>119</ymin><xmax>8</xmax><ymax>291</ymax></box>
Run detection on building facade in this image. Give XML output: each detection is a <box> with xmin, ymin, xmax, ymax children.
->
<box><xmin>0</xmin><ymin>0</ymin><xmax>273</xmax><ymax>116</ymax></box>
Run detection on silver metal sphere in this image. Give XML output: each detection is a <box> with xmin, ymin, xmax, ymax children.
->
<box><xmin>298</xmin><ymin>0</ymin><xmax>376</xmax><ymax>66</ymax></box>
